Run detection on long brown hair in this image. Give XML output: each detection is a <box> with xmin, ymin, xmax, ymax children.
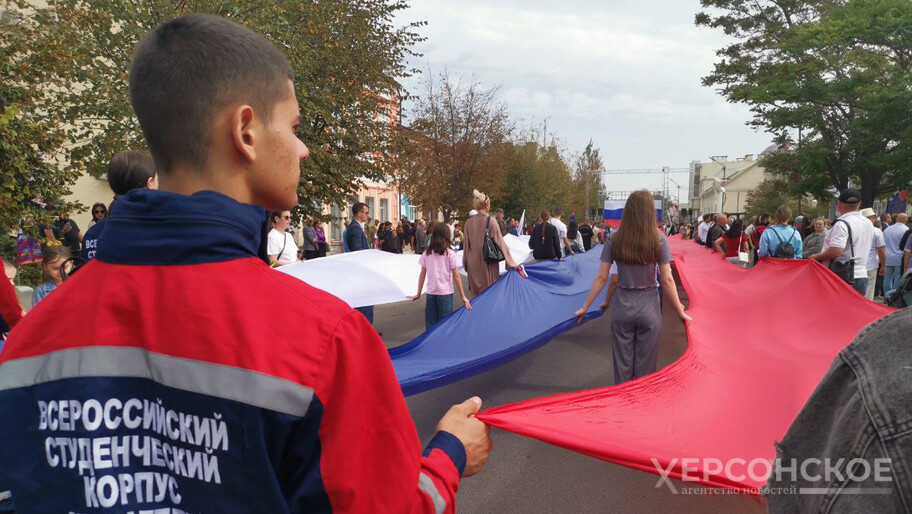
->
<box><xmin>611</xmin><ymin>190</ymin><xmax>660</xmax><ymax>264</ymax></box>
<box><xmin>425</xmin><ymin>221</ymin><xmax>451</xmax><ymax>256</ymax></box>
<box><xmin>41</xmin><ymin>246</ymin><xmax>71</xmax><ymax>280</ymax></box>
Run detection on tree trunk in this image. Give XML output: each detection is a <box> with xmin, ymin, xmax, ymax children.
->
<box><xmin>859</xmin><ymin>169</ymin><xmax>880</xmax><ymax>208</ymax></box>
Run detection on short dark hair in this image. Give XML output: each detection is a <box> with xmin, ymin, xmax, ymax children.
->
<box><xmin>553</xmin><ymin>207</ymin><xmax>563</xmax><ymax>216</ymax></box>
<box><xmin>107</xmin><ymin>151</ymin><xmax>156</xmax><ymax>196</ymax></box>
<box><xmin>130</xmin><ymin>14</ymin><xmax>294</xmax><ymax>172</ymax></box>
<box><xmin>351</xmin><ymin>202</ymin><xmax>368</xmax><ymax>216</ymax></box>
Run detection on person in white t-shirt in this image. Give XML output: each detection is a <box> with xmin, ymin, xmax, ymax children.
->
<box><xmin>267</xmin><ymin>210</ymin><xmax>300</xmax><ymax>267</ymax></box>
<box><xmin>810</xmin><ymin>189</ymin><xmax>875</xmax><ymax>295</ymax></box>
<box><xmin>861</xmin><ymin>208</ymin><xmax>886</xmax><ymax>300</ymax></box>
<box><xmin>550</xmin><ymin>207</ymin><xmax>573</xmax><ymax>257</ymax></box>
<box><xmin>696</xmin><ymin>214</ymin><xmax>712</xmax><ymax>244</ymax></box>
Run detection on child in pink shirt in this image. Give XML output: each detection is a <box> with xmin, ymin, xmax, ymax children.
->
<box><xmin>409</xmin><ymin>222</ymin><xmax>472</xmax><ymax>329</ymax></box>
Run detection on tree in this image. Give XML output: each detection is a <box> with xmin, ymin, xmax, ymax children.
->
<box><xmin>0</xmin><ymin>48</ymin><xmax>80</xmax><ymax>236</ymax></box>
<box><xmin>573</xmin><ymin>140</ymin><xmax>604</xmax><ymax>220</ymax></box>
<box><xmin>495</xmin><ymin>137</ymin><xmax>607</xmax><ymax>224</ymax></box>
<box><xmin>498</xmin><ymin>140</ymin><xmax>574</xmax><ymax>220</ymax></box>
<box><xmin>399</xmin><ymin>70</ymin><xmax>513</xmax><ymax>219</ymax></box>
<box><xmin>3</xmin><ymin>0</ymin><xmax>424</xmax><ymax>219</ymax></box>
<box><xmin>697</xmin><ymin>0</ymin><xmax>912</xmax><ymax>207</ymax></box>
<box><xmin>744</xmin><ymin>177</ymin><xmax>830</xmax><ymax>219</ymax></box>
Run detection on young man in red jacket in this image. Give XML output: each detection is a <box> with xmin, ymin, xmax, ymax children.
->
<box><xmin>0</xmin><ymin>14</ymin><xmax>491</xmax><ymax>513</ymax></box>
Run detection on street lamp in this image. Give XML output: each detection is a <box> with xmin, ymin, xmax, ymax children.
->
<box><xmin>708</xmin><ymin>156</ymin><xmax>727</xmax><ymax>213</ymax></box>
<box><xmin>668</xmin><ymin>177</ymin><xmax>683</xmax><ymax>222</ymax></box>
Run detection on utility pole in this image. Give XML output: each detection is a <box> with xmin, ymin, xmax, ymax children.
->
<box><xmin>585</xmin><ymin>170</ymin><xmax>590</xmax><ymax>221</ymax></box>
<box><xmin>796</xmin><ymin>128</ymin><xmax>803</xmax><ymax>215</ymax></box>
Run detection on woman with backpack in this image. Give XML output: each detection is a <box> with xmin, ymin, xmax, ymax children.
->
<box><xmin>758</xmin><ymin>205</ymin><xmax>803</xmax><ymax>260</ymax></box>
<box><xmin>572</xmin><ymin>190</ymin><xmax>692</xmax><ymax>384</ymax></box>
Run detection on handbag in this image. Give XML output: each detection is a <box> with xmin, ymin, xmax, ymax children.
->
<box><xmin>827</xmin><ymin>219</ymin><xmax>855</xmax><ymax>284</ymax></box>
<box><xmin>482</xmin><ymin>215</ymin><xmax>505</xmax><ymax>263</ymax></box>
<box><xmin>737</xmin><ymin>233</ymin><xmax>749</xmax><ymax>264</ymax></box>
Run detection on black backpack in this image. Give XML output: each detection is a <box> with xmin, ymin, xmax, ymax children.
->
<box><xmin>887</xmin><ymin>268</ymin><xmax>912</xmax><ymax>308</ymax></box>
<box><xmin>899</xmin><ymin>228</ymin><xmax>911</xmax><ymax>252</ymax></box>
<box><xmin>770</xmin><ymin>227</ymin><xmax>797</xmax><ymax>258</ymax></box>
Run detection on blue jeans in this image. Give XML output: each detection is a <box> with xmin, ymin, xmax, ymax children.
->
<box><xmin>885</xmin><ymin>265</ymin><xmax>902</xmax><ymax>293</ymax></box>
<box><xmin>852</xmin><ymin>277</ymin><xmax>868</xmax><ymax>296</ymax></box>
<box><xmin>355</xmin><ymin>305</ymin><xmax>374</xmax><ymax>325</ymax></box>
<box><xmin>425</xmin><ymin>294</ymin><xmax>453</xmax><ymax>330</ymax></box>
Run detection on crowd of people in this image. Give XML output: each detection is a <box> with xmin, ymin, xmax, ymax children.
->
<box><xmin>666</xmin><ymin>191</ymin><xmax>911</xmax><ymax>303</ymax></box>
<box><xmin>0</xmin><ymin>12</ymin><xmax>910</xmax><ymax>513</ymax></box>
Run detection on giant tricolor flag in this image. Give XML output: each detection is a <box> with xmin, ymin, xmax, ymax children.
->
<box><xmin>603</xmin><ymin>198</ymin><xmax>663</xmax><ymax>228</ymax></box>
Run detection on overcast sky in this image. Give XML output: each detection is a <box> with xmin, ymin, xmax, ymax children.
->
<box><xmin>396</xmin><ymin>0</ymin><xmax>775</xmax><ymax>199</ymax></box>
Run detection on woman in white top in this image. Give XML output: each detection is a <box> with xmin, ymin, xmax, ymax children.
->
<box><xmin>267</xmin><ymin>210</ymin><xmax>300</xmax><ymax>267</ymax></box>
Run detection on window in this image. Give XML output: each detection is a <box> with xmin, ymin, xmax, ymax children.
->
<box><xmin>330</xmin><ymin>203</ymin><xmax>343</xmax><ymax>242</ymax></box>
<box><xmin>365</xmin><ymin>196</ymin><xmax>376</xmax><ymax>220</ymax></box>
<box><xmin>380</xmin><ymin>199</ymin><xmax>389</xmax><ymax>224</ymax></box>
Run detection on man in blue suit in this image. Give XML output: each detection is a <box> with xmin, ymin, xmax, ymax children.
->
<box><xmin>346</xmin><ymin>202</ymin><xmax>375</xmax><ymax>325</ymax></box>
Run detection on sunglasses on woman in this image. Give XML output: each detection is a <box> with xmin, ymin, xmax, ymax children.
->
<box><xmin>93</xmin><ymin>209</ymin><xmax>106</xmax><ymax>214</ymax></box>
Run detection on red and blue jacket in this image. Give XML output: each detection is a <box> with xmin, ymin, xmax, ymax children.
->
<box><xmin>0</xmin><ymin>190</ymin><xmax>464</xmax><ymax>513</ymax></box>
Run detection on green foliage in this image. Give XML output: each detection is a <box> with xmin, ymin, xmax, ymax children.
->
<box><xmin>697</xmin><ymin>0</ymin><xmax>912</xmax><ymax>207</ymax></box>
<box><xmin>3</xmin><ymin>0</ymin><xmax>425</xmax><ymax>220</ymax></box>
<box><xmin>496</xmin><ymin>140</ymin><xmax>603</xmax><ymax>222</ymax></box>
<box><xmin>0</xmin><ymin>46</ymin><xmax>81</xmax><ymax>236</ymax></box>
<box><xmin>744</xmin><ymin>177</ymin><xmax>830</xmax><ymax>219</ymax></box>
<box><xmin>572</xmin><ymin>140</ymin><xmax>604</xmax><ymax>219</ymax></box>
<box><xmin>16</xmin><ymin>263</ymin><xmax>44</xmax><ymax>289</ymax></box>
<box><xmin>0</xmin><ymin>235</ymin><xmax>17</xmax><ymax>264</ymax></box>
<box><xmin>498</xmin><ymin>141</ymin><xmax>573</xmax><ymax>219</ymax></box>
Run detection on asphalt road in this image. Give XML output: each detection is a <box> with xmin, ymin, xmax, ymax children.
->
<box><xmin>375</xmin><ymin>277</ymin><xmax>767</xmax><ymax>514</ymax></box>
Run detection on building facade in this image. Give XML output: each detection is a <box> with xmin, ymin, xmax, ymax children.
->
<box><xmin>692</xmin><ymin>153</ymin><xmax>767</xmax><ymax>217</ymax></box>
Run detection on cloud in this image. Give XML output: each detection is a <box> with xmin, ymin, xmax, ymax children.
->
<box><xmin>397</xmin><ymin>0</ymin><xmax>772</xmax><ymax>169</ymax></box>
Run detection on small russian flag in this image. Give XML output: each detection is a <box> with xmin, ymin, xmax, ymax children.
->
<box><xmin>516</xmin><ymin>264</ymin><xmax>528</xmax><ymax>279</ymax></box>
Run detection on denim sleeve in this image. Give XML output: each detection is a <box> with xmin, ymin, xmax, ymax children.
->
<box><xmin>767</xmin><ymin>355</ymin><xmax>906</xmax><ymax>512</ymax></box>
<box><xmin>767</xmin><ymin>312</ymin><xmax>912</xmax><ymax>513</ymax></box>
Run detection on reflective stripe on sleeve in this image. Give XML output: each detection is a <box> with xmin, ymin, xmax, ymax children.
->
<box><xmin>418</xmin><ymin>472</ymin><xmax>446</xmax><ymax>514</ymax></box>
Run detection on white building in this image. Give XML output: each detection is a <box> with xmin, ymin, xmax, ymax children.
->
<box><xmin>691</xmin><ymin>148</ymin><xmax>773</xmax><ymax>217</ymax></box>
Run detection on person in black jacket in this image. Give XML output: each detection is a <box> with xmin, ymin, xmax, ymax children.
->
<box><xmin>579</xmin><ymin>219</ymin><xmax>594</xmax><ymax>251</ymax></box>
<box><xmin>529</xmin><ymin>210</ymin><xmax>562</xmax><ymax>260</ymax></box>
<box><xmin>346</xmin><ymin>202</ymin><xmax>375</xmax><ymax>325</ymax></box>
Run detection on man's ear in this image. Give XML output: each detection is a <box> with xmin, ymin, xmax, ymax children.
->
<box><xmin>230</xmin><ymin>105</ymin><xmax>257</xmax><ymax>163</ymax></box>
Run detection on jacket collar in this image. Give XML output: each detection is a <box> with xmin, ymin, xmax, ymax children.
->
<box><xmin>97</xmin><ymin>189</ymin><xmax>266</xmax><ymax>265</ymax></box>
